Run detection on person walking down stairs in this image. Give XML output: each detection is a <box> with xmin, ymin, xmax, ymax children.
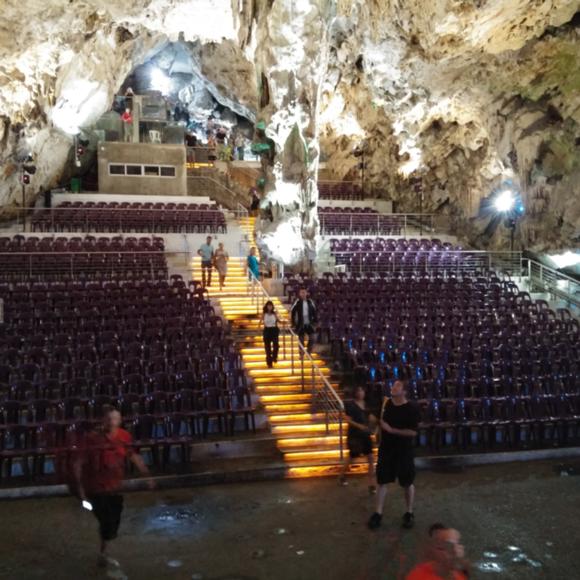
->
<box><xmin>247</xmin><ymin>247</ymin><xmax>260</xmax><ymax>282</ymax></box>
<box><xmin>262</xmin><ymin>300</ymin><xmax>280</xmax><ymax>369</ymax></box>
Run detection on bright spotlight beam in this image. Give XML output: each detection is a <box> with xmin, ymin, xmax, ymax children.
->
<box><xmin>494</xmin><ymin>190</ymin><xmax>515</xmax><ymax>213</ymax></box>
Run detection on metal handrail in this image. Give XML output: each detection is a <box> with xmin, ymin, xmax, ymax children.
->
<box><xmin>236</xmin><ymin>202</ymin><xmax>249</xmax><ymax>219</ymax></box>
<box><xmin>319</xmin><ymin>212</ymin><xmax>436</xmax><ymax>236</ymax></box>
<box><xmin>188</xmin><ymin>175</ymin><xmax>249</xmax><ymax>212</ymax></box>
<box><xmin>528</xmin><ymin>259</ymin><xmax>580</xmax><ymax>309</ymax></box>
<box><xmin>329</xmin><ymin>249</ymin><xmax>524</xmax><ymax>278</ymax></box>
<box><xmin>247</xmin><ymin>272</ymin><xmax>344</xmax><ymax>458</ymax></box>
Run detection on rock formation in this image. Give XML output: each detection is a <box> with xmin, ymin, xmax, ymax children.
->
<box><xmin>1</xmin><ymin>0</ymin><xmax>579</xmax><ymax>259</ymax></box>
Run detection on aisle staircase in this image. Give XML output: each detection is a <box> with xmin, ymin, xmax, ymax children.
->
<box><xmin>191</xmin><ymin>216</ymin><xmax>352</xmax><ymax>477</ymax></box>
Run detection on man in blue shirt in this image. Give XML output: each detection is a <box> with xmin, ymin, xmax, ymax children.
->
<box><xmin>198</xmin><ymin>236</ymin><xmax>214</xmax><ymax>287</ymax></box>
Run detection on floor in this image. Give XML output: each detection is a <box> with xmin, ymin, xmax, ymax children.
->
<box><xmin>0</xmin><ymin>459</ymin><xmax>578</xmax><ymax>580</ymax></box>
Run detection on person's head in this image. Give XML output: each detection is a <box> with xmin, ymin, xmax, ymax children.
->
<box><xmin>103</xmin><ymin>408</ymin><xmax>122</xmax><ymax>432</ymax></box>
<box><xmin>218</xmin><ymin>242</ymin><xmax>224</xmax><ymax>250</ymax></box>
<box><xmin>298</xmin><ymin>287</ymin><xmax>308</xmax><ymax>300</ymax></box>
<box><xmin>125</xmin><ymin>107</ymin><xmax>130</xmax><ymax>114</ymax></box>
<box><xmin>206</xmin><ymin>236</ymin><xmax>212</xmax><ymax>245</ymax></box>
<box><xmin>250</xmin><ymin>247</ymin><xmax>256</xmax><ymax>256</ymax></box>
<box><xmin>429</xmin><ymin>525</ymin><xmax>464</xmax><ymax>572</ymax></box>
<box><xmin>263</xmin><ymin>300</ymin><xmax>275</xmax><ymax>314</ymax></box>
<box><xmin>390</xmin><ymin>379</ymin><xmax>408</xmax><ymax>400</ymax></box>
<box><xmin>352</xmin><ymin>385</ymin><xmax>366</xmax><ymax>401</ymax></box>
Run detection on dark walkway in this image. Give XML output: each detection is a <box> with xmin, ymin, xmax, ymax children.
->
<box><xmin>0</xmin><ymin>459</ymin><xmax>578</xmax><ymax>579</ymax></box>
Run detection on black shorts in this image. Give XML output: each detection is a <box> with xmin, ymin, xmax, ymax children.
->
<box><xmin>348</xmin><ymin>434</ymin><xmax>373</xmax><ymax>458</ymax></box>
<box><xmin>88</xmin><ymin>494</ymin><xmax>124</xmax><ymax>541</ymax></box>
<box><xmin>376</xmin><ymin>448</ymin><xmax>415</xmax><ymax>487</ymax></box>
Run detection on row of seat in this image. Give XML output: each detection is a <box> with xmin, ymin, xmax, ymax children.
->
<box><xmin>0</xmin><ymin>235</ymin><xmax>165</xmax><ymax>252</ymax></box>
<box><xmin>317</xmin><ymin>182</ymin><xmax>364</xmax><ymax>200</ymax></box>
<box><xmin>31</xmin><ymin>208</ymin><xmax>227</xmax><ymax>234</ymax></box>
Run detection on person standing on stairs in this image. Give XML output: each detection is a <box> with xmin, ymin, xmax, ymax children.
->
<box><xmin>214</xmin><ymin>242</ymin><xmax>229</xmax><ymax>291</ymax></box>
<box><xmin>368</xmin><ymin>379</ymin><xmax>420</xmax><ymax>531</ymax></box>
<box><xmin>262</xmin><ymin>300</ymin><xmax>280</xmax><ymax>368</ymax></box>
<box><xmin>198</xmin><ymin>236</ymin><xmax>215</xmax><ymax>288</ymax></box>
<box><xmin>247</xmin><ymin>246</ymin><xmax>260</xmax><ymax>282</ymax></box>
<box><xmin>291</xmin><ymin>287</ymin><xmax>317</xmax><ymax>357</ymax></box>
<box><xmin>339</xmin><ymin>385</ymin><xmax>376</xmax><ymax>493</ymax></box>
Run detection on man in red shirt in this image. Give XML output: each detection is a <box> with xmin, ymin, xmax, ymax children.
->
<box><xmin>74</xmin><ymin>409</ymin><xmax>153</xmax><ymax>567</ymax></box>
<box><xmin>121</xmin><ymin>107</ymin><xmax>133</xmax><ymax>142</ymax></box>
<box><xmin>406</xmin><ymin>525</ymin><xmax>469</xmax><ymax>580</ymax></box>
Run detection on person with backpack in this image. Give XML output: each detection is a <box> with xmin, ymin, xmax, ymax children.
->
<box><xmin>73</xmin><ymin>409</ymin><xmax>153</xmax><ymax>568</ymax></box>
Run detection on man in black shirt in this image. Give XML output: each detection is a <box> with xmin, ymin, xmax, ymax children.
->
<box><xmin>290</xmin><ymin>287</ymin><xmax>317</xmax><ymax>357</ymax></box>
<box><xmin>368</xmin><ymin>379</ymin><xmax>420</xmax><ymax>530</ymax></box>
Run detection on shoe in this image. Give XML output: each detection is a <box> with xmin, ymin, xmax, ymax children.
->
<box><xmin>367</xmin><ymin>512</ymin><xmax>382</xmax><ymax>530</ymax></box>
<box><xmin>402</xmin><ymin>512</ymin><xmax>415</xmax><ymax>529</ymax></box>
<box><xmin>368</xmin><ymin>485</ymin><xmax>377</xmax><ymax>495</ymax></box>
<box><xmin>267</xmin><ymin>362</ymin><xmax>273</xmax><ymax>368</ymax></box>
<box><xmin>338</xmin><ymin>475</ymin><xmax>348</xmax><ymax>487</ymax></box>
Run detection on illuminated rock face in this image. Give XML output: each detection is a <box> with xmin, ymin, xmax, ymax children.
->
<box><xmin>319</xmin><ymin>0</ymin><xmax>580</xmax><ymax>250</ymax></box>
<box><xmin>1</xmin><ymin>0</ymin><xmax>579</xmax><ymax>253</ymax></box>
<box><xmin>236</xmin><ymin>0</ymin><xmax>334</xmax><ymax>265</ymax></box>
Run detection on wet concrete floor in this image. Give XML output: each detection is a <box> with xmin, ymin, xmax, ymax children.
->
<box><xmin>0</xmin><ymin>459</ymin><xmax>579</xmax><ymax>579</ymax></box>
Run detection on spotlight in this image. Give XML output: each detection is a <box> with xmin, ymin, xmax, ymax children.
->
<box><xmin>494</xmin><ymin>190</ymin><xmax>515</xmax><ymax>213</ymax></box>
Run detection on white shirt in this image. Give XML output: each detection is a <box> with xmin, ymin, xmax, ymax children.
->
<box><xmin>264</xmin><ymin>313</ymin><xmax>277</xmax><ymax>328</ymax></box>
<box><xmin>302</xmin><ymin>300</ymin><xmax>310</xmax><ymax>325</ymax></box>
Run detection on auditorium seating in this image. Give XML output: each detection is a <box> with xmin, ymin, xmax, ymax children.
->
<box><xmin>285</xmin><ymin>275</ymin><xmax>580</xmax><ymax>451</ymax></box>
<box><xmin>319</xmin><ymin>208</ymin><xmax>406</xmax><ymax>236</ymax></box>
<box><xmin>318</xmin><ymin>182</ymin><xmax>364</xmax><ymax>201</ymax></box>
<box><xmin>328</xmin><ymin>238</ymin><xmax>473</xmax><ymax>275</ymax></box>
<box><xmin>0</xmin><ymin>271</ymin><xmax>255</xmax><ymax>482</ymax></box>
<box><xmin>0</xmin><ymin>235</ymin><xmax>167</xmax><ymax>282</ymax></box>
<box><xmin>30</xmin><ymin>201</ymin><xmax>227</xmax><ymax>234</ymax></box>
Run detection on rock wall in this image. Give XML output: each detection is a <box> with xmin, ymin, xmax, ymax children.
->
<box><xmin>320</xmin><ymin>0</ymin><xmax>580</xmax><ymax>250</ymax></box>
<box><xmin>1</xmin><ymin>0</ymin><xmax>579</xmax><ymax>255</ymax></box>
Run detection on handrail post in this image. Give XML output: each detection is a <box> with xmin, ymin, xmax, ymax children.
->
<box><xmin>338</xmin><ymin>409</ymin><xmax>344</xmax><ymax>459</ymax></box>
<box><xmin>291</xmin><ymin>331</ymin><xmax>295</xmax><ymax>373</ymax></box>
<box><xmin>301</xmin><ymin>352</ymin><xmax>305</xmax><ymax>393</ymax></box>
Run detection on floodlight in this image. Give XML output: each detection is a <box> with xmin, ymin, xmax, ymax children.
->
<box><xmin>494</xmin><ymin>190</ymin><xmax>515</xmax><ymax>212</ymax></box>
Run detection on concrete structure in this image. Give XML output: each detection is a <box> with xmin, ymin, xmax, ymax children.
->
<box><xmin>97</xmin><ymin>142</ymin><xmax>187</xmax><ymax>195</ymax></box>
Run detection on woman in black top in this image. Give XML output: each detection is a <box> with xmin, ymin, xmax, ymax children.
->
<box><xmin>339</xmin><ymin>385</ymin><xmax>376</xmax><ymax>493</ymax></box>
<box><xmin>262</xmin><ymin>301</ymin><xmax>280</xmax><ymax>369</ymax></box>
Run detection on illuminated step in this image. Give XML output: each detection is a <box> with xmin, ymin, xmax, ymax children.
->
<box><xmin>244</xmin><ymin>360</ymin><xmax>326</xmax><ymax>370</ymax></box>
<box><xmin>263</xmin><ymin>402</ymin><xmax>312</xmax><ymax>413</ymax></box>
<box><xmin>254</xmin><ymin>377</ymin><xmax>340</xmax><ymax>388</ymax></box>
<box><xmin>255</xmin><ymin>385</ymin><xmax>316</xmax><ymax>395</ymax></box>
<box><xmin>276</xmin><ymin>435</ymin><xmax>341</xmax><ymax>449</ymax></box>
<box><xmin>259</xmin><ymin>393</ymin><xmax>312</xmax><ymax>403</ymax></box>
<box><xmin>240</xmin><ymin>351</ymin><xmax>321</xmax><ymax>360</ymax></box>
<box><xmin>268</xmin><ymin>412</ymin><xmax>326</xmax><ymax>424</ymax></box>
<box><xmin>282</xmin><ymin>448</ymin><xmax>343</xmax><ymax>462</ymax></box>
<box><xmin>272</xmin><ymin>422</ymin><xmax>341</xmax><ymax>435</ymax></box>
<box><xmin>248</xmin><ymin>365</ymin><xmax>330</xmax><ymax>375</ymax></box>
